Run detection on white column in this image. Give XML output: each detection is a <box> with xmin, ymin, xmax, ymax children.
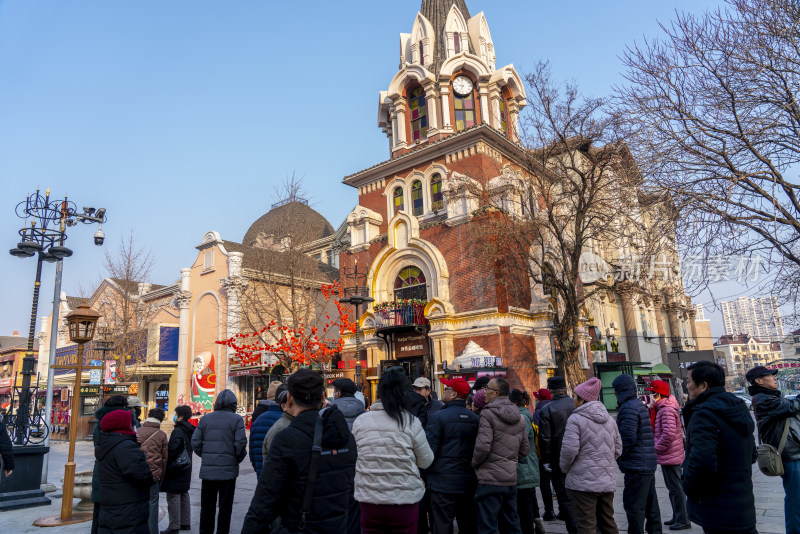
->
<box><xmin>176</xmin><ymin>268</ymin><xmax>192</xmax><ymax>403</ymax></box>
<box><xmin>221</xmin><ymin>252</ymin><xmax>246</xmax><ymax>392</ymax></box>
<box><xmin>440</xmin><ymin>87</ymin><xmax>453</xmax><ymax>131</ymax></box>
<box><xmin>479</xmin><ymin>85</ymin><xmax>490</xmax><ymax>127</ymax></box>
<box><xmin>423</xmin><ymin>82</ymin><xmax>439</xmax><ymax>135</ymax></box>
<box><xmin>395</xmin><ymin>98</ymin><xmax>408</xmax><ymax>147</ymax></box>
<box><xmin>390</xmin><ymin>112</ymin><xmax>398</xmax><ymax>151</ymax></box>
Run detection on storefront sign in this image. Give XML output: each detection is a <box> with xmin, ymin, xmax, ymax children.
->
<box><xmin>229</xmin><ymin>369</ymin><xmax>261</xmax><ymax>377</ymax></box>
<box><xmin>89</xmin><ymin>360</ymin><xmax>103</xmax><ymax>385</ymax></box>
<box><xmin>0</xmin><ymin>378</ymin><xmax>11</xmax><ymax>387</ymax></box>
<box><xmin>395</xmin><ymin>332</ymin><xmax>427</xmax><ymax>357</ymax></box>
<box><xmin>80</xmin><ymin>385</ymin><xmax>100</xmax><ymax>395</ymax></box>
<box><xmin>155</xmin><ymin>389</ymin><xmax>169</xmax><ymax>399</ymax></box>
<box><xmin>61</xmin><ymin>388</ymin><xmax>70</xmax><ymax>402</ymax></box>
<box><xmin>325</xmin><ymin>371</ymin><xmax>346</xmax><ymax>384</ymax></box>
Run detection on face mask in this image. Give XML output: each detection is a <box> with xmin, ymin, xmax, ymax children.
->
<box><xmin>173</xmin><ymin>415</ymin><xmax>178</xmax><ymax>423</ymax></box>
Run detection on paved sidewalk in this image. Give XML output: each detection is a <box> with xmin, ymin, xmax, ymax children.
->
<box><xmin>1</xmin><ymin>439</ymin><xmax>788</xmax><ymax>533</ymax></box>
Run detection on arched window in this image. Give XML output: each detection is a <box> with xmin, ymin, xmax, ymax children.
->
<box><xmin>394</xmin><ymin>266</ymin><xmax>428</xmax><ymax>301</ymax></box>
<box><xmin>430</xmin><ymin>174</ymin><xmax>443</xmax><ymax>212</ymax></box>
<box><xmin>499</xmin><ymin>99</ymin><xmax>508</xmax><ymax>134</ymax></box>
<box><xmin>453</xmin><ymin>33</ymin><xmax>460</xmax><ymax>54</ymax></box>
<box><xmin>411</xmin><ymin>180</ymin><xmax>424</xmax><ymax>216</ymax></box>
<box><xmin>409</xmin><ymin>87</ymin><xmax>428</xmax><ymax>142</ymax></box>
<box><xmin>393</xmin><ymin>187</ymin><xmax>404</xmax><ymax>214</ymax></box>
<box><xmin>453</xmin><ymin>83</ymin><xmax>476</xmax><ymax>132</ymax></box>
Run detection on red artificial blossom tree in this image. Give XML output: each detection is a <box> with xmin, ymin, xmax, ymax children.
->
<box><xmin>216</xmin><ymin>281</ymin><xmax>356</xmax><ymax>369</ymax></box>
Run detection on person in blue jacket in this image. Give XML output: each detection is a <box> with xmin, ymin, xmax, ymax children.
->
<box><xmin>613</xmin><ymin>374</ymin><xmax>662</xmax><ymax>534</ymax></box>
<box><xmin>249</xmin><ymin>384</ymin><xmax>285</xmax><ymax>478</ymax></box>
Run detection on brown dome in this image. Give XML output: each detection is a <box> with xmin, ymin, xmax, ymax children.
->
<box><xmin>243</xmin><ymin>201</ymin><xmax>334</xmax><ymax>249</ymax></box>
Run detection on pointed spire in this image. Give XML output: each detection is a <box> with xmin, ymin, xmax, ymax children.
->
<box><xmin>420</xmin><ymin>0</ymin><xmax>473</xmax><ymax>73</ymax></box>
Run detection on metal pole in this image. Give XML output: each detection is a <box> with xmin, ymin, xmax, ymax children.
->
<box><xmin>60</xmin><ymin>341</ymin><xmax>84</xmax><ymax>520</ymax></box>
<box><xmin>41</xmin><ymin>258</ymin><xmax>63</xmax><ymax>482</ymax></box>
<box><xmin>16</xmin><ymin>253</ymin><xmax>44</xmax><ymax>445</ymax></box>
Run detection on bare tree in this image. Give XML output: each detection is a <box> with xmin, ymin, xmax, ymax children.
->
<box><xmin>473</xmin><ymin>61</ymin><xmax>676</xmax><ymax>387</ymax></box>
<box><xmin>617</xmin><ymin>0</ymin><xmax>800</xmax><ymax>313</ymax></box>
<box><xmin>94</xmin><ymin>231</ymin><xmax>159</xmax><ymax>382</ymax></box>
<box><xmin>236</xmin><ymin>177</ymin><xmax>340</xmax><ymax>370</ymax></box>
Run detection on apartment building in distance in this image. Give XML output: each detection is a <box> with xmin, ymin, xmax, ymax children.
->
<box><xmin>721</xmin><ymin>295</ymin><xmax>784</xmax><ymax>341</ymax></box>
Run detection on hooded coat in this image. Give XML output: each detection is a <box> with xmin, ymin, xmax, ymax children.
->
<box><xmin>749</xmin><ymin>383</ymin><xmax>800</xmax><ymax>462</ymax></box>
<box><xmin>532</xmin><ymin>398</ymin><xmax>550</xmax><ymax>427</ymax></box>
<box><xmin>249</xmin><ymin>403</ymin><xmax>282</xmax><ymax>478</ymax></box>
<box><xmin>191</xmin><ymin>389</ymin><xmax>247</xmax><ymax>480</ymax></box>
<box><xmin>682</xmin><ymin>386</ymin><xmax>757</xmax><ymax>530</ymax></box>
<box><xmin>560</xmin><ymin>400</ymin><xmax>622</xmax><ymax>493</ymax></box>
<box><xmin>612</xmin><ymin>374</ymin><xmax>657</xmax><ymax>474</ymax></box>
<box><xmin>95</xmin><ymin>415</ymin><xmax>154</xmax><ymax>534</ymax></box>
<box><xmin>160</xmin><ymin>419</ymin><xmax>195</xmax><ymax>494</ymax></box>
<box><xmin>0</xmin><ymin>420</ymin><xmax>14</xmax><ymax>473</ymax></box>
<box><xmin>330</xmin><ymin>395</ymin><xmax>366</xmax><ymax>430</ymax></box>
<box><xmin>517</xmin><ymin>406</ymin><xmax>541</xmax><ymax>489</ymax></box>
<box><xmin>352</xmin><ymin>401</ymin><xmax>434</xmax><ymax>505</ymax></box>
<box><xmin>240</xmin><ymin>406</ymin><xmax>357</xmax><ymax>534</ymax></box>
<box><xmin>425</xmin><ymin>398</ymin><xmax>480</xmax><ymax>494</ymax></box>
<box><xmin>653</xmin><ymin>395</ymin><xmax>684</xmax><ymax>466</ymax></box>
<box><xmin>472</xmin><ymin>396</ymin><xmax>530</xmax><ymax>486</ymax></box>
<box><xmin>91</xmin><ymin>406</ymin><xmax>134</xmax><ymax>503</ymax></box>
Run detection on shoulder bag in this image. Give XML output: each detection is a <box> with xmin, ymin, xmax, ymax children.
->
<box><xmin>269</xmin><ymin>416</ymin><xmax>324</xmax><ymax>534</ymax></box>
<box><xmin>757</xmin><ymin>418</ymin><xmax>790</xmax><ymax>477</ymax></box>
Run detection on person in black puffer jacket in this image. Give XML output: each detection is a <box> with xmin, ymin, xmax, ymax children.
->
<box><xmin>538</xmin><ymin>376</ymin><xmax>577</xmax><ymax>534</ymax></box>
<box><xmin>241</xmin><ymin>370</ymin><xmax>357</xmax><ymax>534</ymax></box>
<box><xmin>0</xmin><ymin>418</ymin><xmax>13</xmax><ymax>476</ymax></box>
<box><xmin>95</xmin><ymin>408</ymin><xmax>154</xmax><ymax>534</ymax></box>
<box><xmin>612</xmin><ymin>374</ymin><xmax>661</xmax><ymax>534</ymax></box>
<box><xmin>91</xmin><ymin>395</ymin><xmax>134</xmax><ymax>534</ymax></box>
<box><xmin>161</xmin><ymin>405</ymin><xmax>196</xmax><ymax>534</ymax></box>
<box><xmin>191</xmin><ymin>389</ymin><xmax>247</xmax><ymax>534</ymax></box>
<box><xmin>426</xmin><ymin>377</ymin><xmax>480</xmax><ymax>534</ymax></box>
<box><xmin>683</xmin><ymin>361</ymin><xmax>757</xmax><ymax>533</ymax></box>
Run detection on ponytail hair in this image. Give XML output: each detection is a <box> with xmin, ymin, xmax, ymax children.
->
<box><xmin>510</xmin><ymin>388</ymin><xmax>527</xmax><ymax>407</ymax></box>
<box><xmin>377</xmin><ymin>369</ymin><xmax>410</xmax><ymax>429</ymax></box>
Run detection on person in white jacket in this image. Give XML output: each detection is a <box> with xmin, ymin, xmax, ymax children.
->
<box><xmin>352</xmin><ymin>370</ymin><xmax>434</xmax><ymax>534</ymax></box>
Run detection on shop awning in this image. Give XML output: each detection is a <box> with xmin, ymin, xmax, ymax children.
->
<box><xmin>0</xmin><ymin>388</ymin><xmax>10</xmax><ymax>395</ymax></box>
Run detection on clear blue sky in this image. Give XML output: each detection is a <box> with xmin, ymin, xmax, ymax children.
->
<box><xmin>5</xmin><ymin>0</ymin><xmax>783</xmax><ymax>345</ymax></box>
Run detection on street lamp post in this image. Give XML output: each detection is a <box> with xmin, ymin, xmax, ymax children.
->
<box><xmin>340</xmin><ymin>260</ymin><xmax>374</xmax><ymax>392</ymax></box>
<box><xmin>34</xmin><ymin>300</ymin><xmax>101</xmax><ymax>526</ymax></box>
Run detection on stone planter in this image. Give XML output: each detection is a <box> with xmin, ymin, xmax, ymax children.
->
<box><xmin>65</xmin><ymin>470</ymin><xmax>94</xmax><ymax>511</ymax></box>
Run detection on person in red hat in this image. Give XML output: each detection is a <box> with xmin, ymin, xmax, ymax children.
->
<box><xmin>645</xmin><ymin>379</ymin><xmax>689</xmax><ymax>530</ymax></box>
<box><xmin>425</xmin><ymin>377</ymin><xmax>481</xmax><ymax>534</ymax></box>
<box><xmin>95</xmin><ymin>407</ymin><xmax>154</xmax><ymax>534</ymax></box>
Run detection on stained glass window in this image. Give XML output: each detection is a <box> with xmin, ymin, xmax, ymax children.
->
<box><xmin>454</xmin><ymin>33</ymin><xmax>460</xmax><ymax>54</ymax></box>
<box><xmin>412</xmin><ymin>180</ymin><xmax>423</xmax><ymax>216</ymax></box>
<box><xmin>454</xmin><ymin>88</ymin><xmax>476</xmax><ymax>132</ymax></box>
<box><xmin>394</xmin><ymin>266</ymin><xmax>428</xmax><ymax>301</ymax></box>
<box><xmin>393</xmin><ymin>187</ymin><xmax>404</xmax><ymax>214</ymax></box>
<box><xmin>410</xmin><ymin>86</ymin><xmax>428</xmax><ymax>142</ymax></box>
<box><xmin>499</xmin><ymin>99</ymin><xmax>508</xmax><ymax>134</ymax></box>
<box><xmin>431</xmin><ymin>174</ymin><xmax>443</xmax><ymax>212</ymax></box>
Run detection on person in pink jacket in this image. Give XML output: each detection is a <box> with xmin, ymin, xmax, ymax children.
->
<box><xmin>559</xmin><ymin>378</ymin><xmax>622</xmax><ymax>534</ymax></box>
<box><xmin>645</xmin><ymin>380</ymin><xmax>689</xmax><ymax>530</ymax></box>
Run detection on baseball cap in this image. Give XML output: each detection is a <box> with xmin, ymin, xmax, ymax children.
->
<box><xmin>746</xmin><ymin>365</ymin><xmax>778</xmax><ymax>384</ymax></box>
<box><xmin>126</xmin><ymin>396</ymin><xmax>145</xmax><ymax>408</ymax></box>
<box><xmin>413</xmin><ymin>377</ymin><xmax>432</xmax><ymax>388</ymax></box>
<box><xmin>644</xmin><ymin>379</ymin><xmax>670</xmax><ymax>397</ymax></box>
<box><xmin>439</xmin><ymin>377</ymin><xmax>470</xmax><ymax>397</ymax></box>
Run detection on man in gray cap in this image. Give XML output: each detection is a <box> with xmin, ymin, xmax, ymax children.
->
<box><xmin>748</xmin><ymin>365</ymin><xmax>800</xmax><ymax>534</ymax></box>
<box><xmin>330</xmin><ymin>378</ymin><xmax>365</xmax><ymax>430</ymax></box>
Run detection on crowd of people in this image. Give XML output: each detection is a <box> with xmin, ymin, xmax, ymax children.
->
<box><xmin>7</xmin><ymin>358</ymin><xmax>800</xmax><ymax>534</ymax></box>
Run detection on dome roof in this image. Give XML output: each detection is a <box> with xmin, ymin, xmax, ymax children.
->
<box><xmin>243</xmin><ymin>201</ymin><xmax>334</xmax><ymax>248</ymax></box>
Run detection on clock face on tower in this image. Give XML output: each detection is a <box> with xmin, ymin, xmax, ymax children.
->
<box><xmin>453</xmin><ymin>75</ymin><xmax>474</xmax><ymax>97</ymax></box>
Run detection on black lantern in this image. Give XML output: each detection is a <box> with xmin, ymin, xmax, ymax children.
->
<box><xmin>65</xmin><ymin>300</ymin><xmax>100</xmax><ymax>343</ymax></box>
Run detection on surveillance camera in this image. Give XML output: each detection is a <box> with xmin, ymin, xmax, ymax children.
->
<box><xmin>94</xmin><ymin>228</ymin><xmax>105</xmax><ymax>246</ymax></box>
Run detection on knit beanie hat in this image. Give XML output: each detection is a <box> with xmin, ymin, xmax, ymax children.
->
<box><xmin>473</xmin><ymin>388</ymin><xmax>487</xmax><ymax>411</ymax></box>
<box><xmin>101</xmin><ymin>409</ymin><xmax>135</xmax><ymax>435</ymax></box>
<box><xmin>267</xmin><ymin>380</ymin><xmax>284</xmax><ymax>401</ymax></box>
<box><xmin>574</xmin><ymin>377</ymin><xmax>602</xmax><ymax>403</ymax></box>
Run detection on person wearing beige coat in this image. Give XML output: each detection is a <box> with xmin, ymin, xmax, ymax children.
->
<box><xmin>136</xmin><ymin>408</ymin><xmax>168</xmax><ymax>534</ymax></box>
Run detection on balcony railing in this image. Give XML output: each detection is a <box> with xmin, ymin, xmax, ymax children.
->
<box><xmin>374</xmin><ymin>302</ymin><xmax>428</xmax><ymax>330</ymax></box>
